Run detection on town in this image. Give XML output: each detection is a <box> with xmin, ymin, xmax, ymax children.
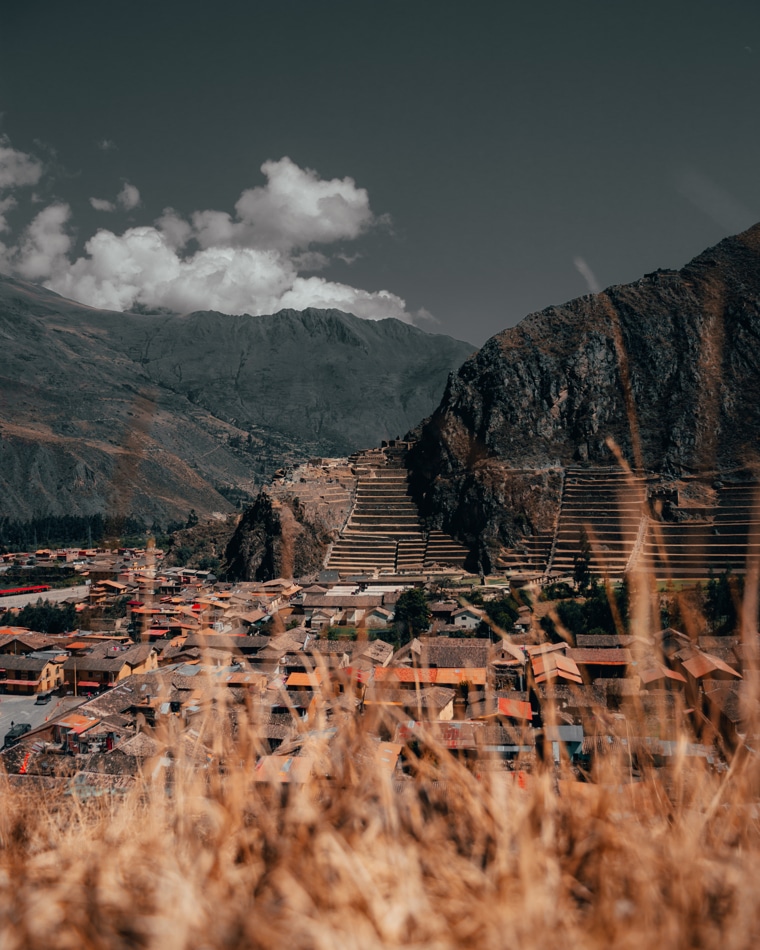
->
<box><xmin>0</xmin><ymin>505</ymin><xmax>750</xmax><ymax>793</ymax></box>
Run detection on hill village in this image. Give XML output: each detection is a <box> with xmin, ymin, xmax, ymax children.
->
<box><xmin>0</xmin><ymin>444</ymin><xmax>755</xmax><ymax>794</ymax></box>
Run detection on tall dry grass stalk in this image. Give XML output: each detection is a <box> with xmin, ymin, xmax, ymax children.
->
<box><xmin>1</xmin><ymin>672</ymin><xmax>760</xmax><ymax>950</ymax></box>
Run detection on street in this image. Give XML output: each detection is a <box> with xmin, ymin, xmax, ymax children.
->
<box><xmin>0</xmin><ymin>694</ymin><xmax>85</xmax><ymax>745</ymax></box>
<box><xmin>0</xmin><ymin>584</ymin><xmax>90</xmax><ymax>609</ymax></box>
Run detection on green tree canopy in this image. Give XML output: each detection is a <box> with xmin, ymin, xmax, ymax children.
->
<box><xmin>394</xmin><ymin>588</ymin><xmax>432</xmax><ymax>643</ymax></box>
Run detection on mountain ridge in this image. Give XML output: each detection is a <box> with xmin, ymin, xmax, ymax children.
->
<box><xmin>0</xmin><ymin>275</ymin><xmax>474</xmax><ymax>525</ymax></box>
<box><xmin>406</xmin><ymin>222</ymin><xmax>760</xmax><ymax>571</ymax></box>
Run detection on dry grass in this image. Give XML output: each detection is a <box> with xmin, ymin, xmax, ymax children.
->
<box><xmin>1</xmin><ymin>688</ymin><xmax>760</xmax><ymax>950</ymax></box>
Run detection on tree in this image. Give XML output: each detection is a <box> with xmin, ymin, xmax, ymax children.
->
<box><xmin>394</xmin><ymin>588</ymin><xmax>432</xmax><ymax>643</ymax></box>
<box><xmin>705</xmin><ymin>567</ymin><xmax>739</xmax><ymax>634</ymax></box>
<box><xmin>480</xmin><ymin>595</ymin><xmax>520</xmax><ymax>634</ymax></box>
<box><xmin>573</xmin><ymin>526</ymin><xmax>592</xmax><ymax>594</ymax></box>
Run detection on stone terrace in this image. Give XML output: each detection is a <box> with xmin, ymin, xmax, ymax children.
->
<box><xmin>636</xmin><ymin>481</ymin><xmax>760</xmax><ymax>578</ymax></box>
<box><xmin>327</xmin><ymin>450</ymin><xmax>468</xmax><ymax>575</ymax></box>
<box><xmin>548</xmin><ymin>467</ymin><xmax>648</xmax><ymax>577</ymax></box>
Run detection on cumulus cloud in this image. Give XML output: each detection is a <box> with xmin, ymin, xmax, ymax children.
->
<box><xmin>90</xmin><ymin>197</ymin><xmax>116</xmax><ymax>212</ymax></box>
<box><xmin>190</xmin><ymin>157</ymin><xmax>374</xmax><ymax>252</ymax></box>
<box><xmin>96</xmin><ymin>139</ymin><xmax>116</xmax><ymax>151</ymax></box>
<box><xmin>14</xmin><ymin>203</ymin><xmax>72</xmax><ymax>280</ymax></box>
<box><xmin>118</xmin><ymin>182</ymin><xmax>140</xmax><ymax>211</ymax></box>
<box><xmin>90</xmin><ymin>182</ymin><xmax>140</xmax><ymax>213</ymax></box>
<box><xmin>2</xmin><ymin>150</ymin><xmax>423</xmax><ymax>324</ymax></box>
<box><xmin>279</xmin><ymin>277</ymin><xmax>410</xmax><ymax>321</ymax></box>
<box><xmin>0</xmin><ymin>137</ymin><xmax>43</xmax><ymax>190</ymax></box>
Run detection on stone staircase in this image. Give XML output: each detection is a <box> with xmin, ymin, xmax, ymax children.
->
<box><xmin>495</xmin><ymin>533</ymin><xmax>554</xmax><ymax>574</ymax></box>
<box><xmin>326</xmin><ymin>451</ymin><xmax>469</xmax><ymax>575</ymax></box>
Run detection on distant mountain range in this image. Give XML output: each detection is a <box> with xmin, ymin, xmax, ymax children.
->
<box><xmin>0</xmin><ymin>276</ymin><xmax>473</xmax><ymax>524</ymax></box>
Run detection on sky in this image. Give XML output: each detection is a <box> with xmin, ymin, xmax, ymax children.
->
<box><xmin>0</xmin><ymin>0</ymin><xmax>759</xmax><ymax>346</ymax></box>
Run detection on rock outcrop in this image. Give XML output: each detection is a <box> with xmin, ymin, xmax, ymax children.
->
<box><xmin>408</xmin><ymin>223</ymin><xmax>760</xmax><ymax>571</ymax></box>
<box><xmin>225</xmin><ymin>457</ymin><xmax>357</xmax><ymax>580</ymax></box>
<box><xmin>224</xmin><ymin>492</ymin><xmax>331</xmax><ymax>582</ymax></box>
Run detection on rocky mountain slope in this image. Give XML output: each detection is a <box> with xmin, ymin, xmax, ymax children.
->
<box><xmin>407</xmin><ymin>223</ymin><xmax>760</xmax><ymax>571</ymax></box>
<box><xmin>0</xmin><ymin>276</ymin><xmax>473</xmax><ymax>525</ymax></box>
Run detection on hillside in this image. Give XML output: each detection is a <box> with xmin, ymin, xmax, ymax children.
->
<box><xmin>0</xmin><ymin>276</ymin><xmax>473</xmax><ymax>525</ymax></box>
<box><xmin>407</xmin><ymin>223</ymin><xmax>760</xmax><ymax>571</ymax></box>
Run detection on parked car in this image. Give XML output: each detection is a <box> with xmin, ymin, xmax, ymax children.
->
<box><xmin>3</xmin><ymin>722</ymin><xmax>32</xmax><ymax>748</ymax></box>
<box><xmin>35</xmin><ymin>691</ymin><xmax>53</xmax><ymax>705</ymax></box>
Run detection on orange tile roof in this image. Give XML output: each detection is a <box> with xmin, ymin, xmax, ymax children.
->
<box><xmin>435</xmin><ymin>668</ymin><xmax>487</xmax><ymax>686</ymax></box>
<box><xmin>374</xmin><ymin>667</ymin><xmax>438</xmax><ymax>684</ymax></box>
<box><xmin>285</xmin><ymin>671</ymin><xmax>325</xmax><ymax>688</ymax></box>
<box><xmin>497</xmin><ymin>697</ymin><xmax>533</xmax><ymax>721</ymax></box>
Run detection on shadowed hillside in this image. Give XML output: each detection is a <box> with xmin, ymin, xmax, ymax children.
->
<box><xmin>0</xmin><ymin>276</ymin><xmax>472</xmax><ymax>525</ymax></box>
<box><xmin>408</xmin><ymin>223</ymin><xmax>760</xmax><ymax>571</ymax></box>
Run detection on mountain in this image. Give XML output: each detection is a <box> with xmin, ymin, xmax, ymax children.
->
<box><xmin>0</xmin><ymin>276</ymin><xmax>473</xmax><ymax>525</ymax></box>
<box><xmin>407</xmin><ymin>223</ymin><xmax>760</xmax><ymax>571</ymax></box>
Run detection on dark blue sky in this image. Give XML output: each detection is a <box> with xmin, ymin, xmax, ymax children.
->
<box><xmin>1</xmin><ymin>0</ymin><xmax>758</xmax><ymax>344</ymax></box>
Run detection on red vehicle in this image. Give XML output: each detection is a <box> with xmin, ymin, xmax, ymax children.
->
<box><xmin>0</xmin><ymin>585</ymin><xmax>52</xmax><ymax>597</ymax></box>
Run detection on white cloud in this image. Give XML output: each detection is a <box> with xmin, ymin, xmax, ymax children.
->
<box><xmin>45</xmin><ymin>226</ymin><xmax>412</xmax><ymax>322</ymax></box>
<box><xmin>97</xmin><ymin>139</ymin><xmax>116</xmax><ymax>152</ymax></box>
<box><xmin>90</xmin><ymin>197</ymin><xmax>116</xmax><ymax>212</ymax></box>
<box><xmin>14</xmin><ymin>203</ymin><xmax>72</xmax><ymax>280</ymax></box>
<box><xmin>191</xmin><ymin>157</ymin><xmax>374</xmax><ymax>252</ymax></box>
<box><xmin>0</xmin><ymin>138</ymin><xmax>43</xmax><ymax>190</ymax></box>
<box><xmin>89</xmin><ymin>182</ymin><xmax>141</xmax><ymax>213</ymax></box>
<box><xmin>118</xmin><ymin>182</ymin><xmax>140</xmax><ymax>211</ymax></box>
<box><xmin>278</xmin><ymin>277</ymin><xmax>410</xmax><ymax>321</ymax></box>
<box><xmin>2</xmin><ymin>152</ymin><xmax>424</xmax><ymax>325</ymax></box>
<box><xmin>156</xmin><ymin>208</ymin><xmax>192</xmax><ymax>249</ymax></box>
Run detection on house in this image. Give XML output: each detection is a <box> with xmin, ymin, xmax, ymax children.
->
<box><xmin>429</xmin><ymin>601</ymin><xmax>458</xmax><ymax>625</ymax></box>
<box><xmin>62</xmin><ymin>643</ymin><xmax>158</xmax><ymax>692</ymax></box>
<box><xmin>365</xmin><ymin>606</ymin><xmax>394</xmax><ymax>627</ymax></box>
<box><xmin>0</xmin><ymin>632</ymin><xmax>61</xmax><ymax>655</ymax></box>
<box><xmin>567</xmin><ymin>648</ymin><xmax>632</xmax><ymax>683</ymax></box>
<box><xmin>418</xmin><ymin>637</ymin><xmax>490</xmax><ymax>670</ymax></box>
<box><xmin>354</xmin><ymin>639</ymin><xmax>394</xmax><ymax>667</ymax></box>
<box><xmin>451</xmin><ymin>606</ymin><xmax>482</xmax><ymax>630</ymax></box>
<box><xmin>0</xmin><ymin>654</ymin><xmax>65</xmax><ymax>694</ymax></box>
<box><xmin>363</xmin><ymin>686</ymin><xmax>456</xmax><ymax>721</ymax></box>
<box><xmin>530</xmin><ymin>651</ymin><xmax>583</xmax><ymax>686</ymax></box>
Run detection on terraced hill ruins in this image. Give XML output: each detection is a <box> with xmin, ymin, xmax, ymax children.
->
<box><xmin>225</xmin><ymin>440</ymin><xmax>760</xmax><ymax>582</ymax></box>
<box><xmin>228</xmin><ymin>224</ymin><xmax>760</xmax><ymax>583</ymax></box>
<box><xmin>225</xmin><ymin>443</ymin><xmax>468</xmax><ymax>581</ymax></box>
<box><xmin>498</xmin><ymin>467</ymin><xmax>760</xmax><ymax>581</ymax></box>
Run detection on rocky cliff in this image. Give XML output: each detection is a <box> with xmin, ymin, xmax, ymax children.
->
<box><xmin>408</xmin><ymin>223</ymin><xmax>760</xmax><ymax>571</ymax></box>
<box><xmin>0</xmin><ymin>276</ymin><xmax>472</xmax><ymax>525</ymax></box>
